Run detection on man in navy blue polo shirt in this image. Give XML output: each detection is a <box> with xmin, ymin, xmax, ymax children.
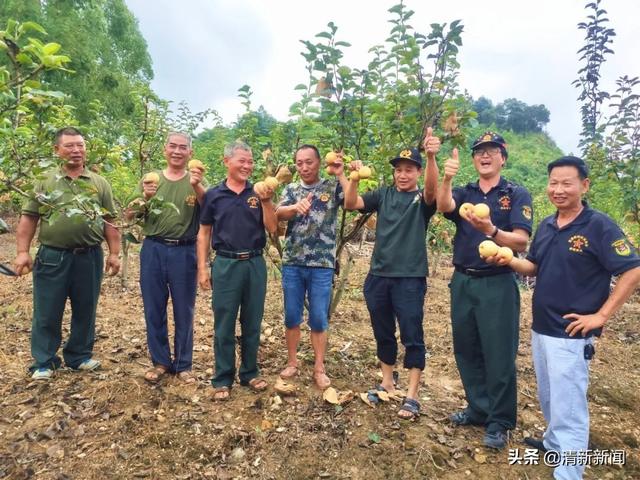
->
<box><xmin>491</xmin><ymin>156</ymin><xmax>640</xmax><ymax>479</ymax></box>
<box><xmin>436</xmin><ymin>131</ymin><xmax>533</xmax><ymax>448</ymax></box>
<box><xmin>196</xmin><ymin>140</ymin><xmax>277</xmax><ymax>401</ymax></box>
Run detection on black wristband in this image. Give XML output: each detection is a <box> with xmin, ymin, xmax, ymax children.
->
<box><xmin>490</xmin><ymin>226</ymin><xmax>499</xmax><ymax>238</ymax></box>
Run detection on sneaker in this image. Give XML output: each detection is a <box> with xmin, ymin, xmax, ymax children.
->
<box><xmin>76</xmin><ymin>358</ymin><xmax>101</xmax><ymax>371</ymax></box>
<box><xmin>31</xmin><ymin>368</ymin><xmax>53</xmax><ymax>380</ymax></box>
<box><xmin>524</xmin><ymin>437</ymin><xmax>548</xmax><ymax>452</ymax></box>
<box><xmin>449</xmin><ymin>410</ymin><xmax>483</xmax><ymax>426</ymax></box>
<box><xmin>484</xmin><ymin>430</ymin><xmax>509</xmax><ymax>449</ymax></box>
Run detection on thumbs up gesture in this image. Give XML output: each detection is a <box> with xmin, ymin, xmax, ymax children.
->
<box><xmin>423</xmin><ymin>127</ymin><xmax>441</xmax><ymax>159</ymax></box>
<box><xmin>444</xmin><ymin>148</ymin><xmax>460</xmax><ymax>180</ymax></box>
<box><xmin>295</xmin><ymin>192</ymin><xmax>314</xmax><ymax>216</ymax></box>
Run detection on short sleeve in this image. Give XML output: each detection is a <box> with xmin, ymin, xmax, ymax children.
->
<box><xmin>100</xmin><ymin>179</ymin><xmax>117</xmax><ymax>217</ymax></box>
<box><xmin>443</xmin><ymin>186</ymin><xmax>465</xmax><ymax>221</ymax></box>
<box><xmin>200</xmin><ymin>188</ymin><xmax>216</xmax><ymax>225</ymax></box>
<box><xmin>595</xmin><ymin>217</ymin><xmax>640</xmax><ymax>276</ymax></box>
<box><xmin>278</xmin><ymin>184</ymin><xmax>296</xmax><ymax>208</ymax></box>
<box><xmin>360</xmin><ymin>188</ymin><xmax>381</xmax><ymax>213</ymax></box>
<box><xmin>509</xmin><ymin>186</ymin><xmax>533</xmax><ymax>234</ymax></box>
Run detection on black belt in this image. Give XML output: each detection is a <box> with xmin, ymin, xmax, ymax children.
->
<box><xmin>147</xmin><ymin>236</ymin><xmax>196</xmax><ymax>246</ymax></box>
<box><xmin>454</xmin><ymin>266</ymin><xmax>512</xmax><ymax>278</ymax></box>
<box><xmin>216</xmin><ymin>249</ymin><xmax>263</xmax><ymax>260</ymax></box>
<box><xmin>44</xmin><ymin>244</ymin><xmax>99</xmax><ymax>254</ymax></box>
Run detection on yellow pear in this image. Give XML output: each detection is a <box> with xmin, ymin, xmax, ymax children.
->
<box><xmin>264</xmin><ymin>176</ymin><xmax>279</xmax><ymax>189</ymax></box>
<box><xmin>478</xmin><ymin>240</ymin><xmax>499</xmax><ymax>258</ymax></box>
<box><xmin>325</xmin><ymin>152</ymin><xmax>339</xmax><ymax>165</ymax></box>
<box><xmin>188</xmin><ymin>159</ymin><xmax>205</xmax><ymax>171</ymax></box>
<box><xmin>349</xmin><ymin>171</ymin><xmax>360</xmax><ymax>181</ymax></box>
<box><xmin>459</xmin><ymin>202</ymin><xmax>474</xmax><ymax>220</ymax></box>
<box><xmin>473</xmin><ymin>203</ymin><xmax>490</xmax><ymax>219</ymax></box>
<box><xmin>275</xmin><ymin>165</ymin><xmax>293</xmax><ymax>184</ymax></box>
<box><xmin>497</xmin><ymin>246</ymin><xmax>514</xmax><ymax>263</ymax></box>
<box><xmin>142</xmin><ymin>172</ymin><xmax>160</xmax><ymax>184</ymax></box>
<box><xmin>358</xmin><ymin>166</ymin><xmax>372</xmax><ymax>179</ymax></box>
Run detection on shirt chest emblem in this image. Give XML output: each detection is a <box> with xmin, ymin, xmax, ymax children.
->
<box><xmin>319</xmin><ymin>193</ymin><xmax>330</xmax><ymax>203</ymax></box>
<box><xmin>568</xmin><ymin>235</ymin><xmax>589</xmax><ymax>253</ymax></box>
<box><xmin>185</xmin><ymin>194</ymin><xmax>196</xmax><ymax>207</ymax></box>
<box><xmin>247</xmin><ymin>196</ymin><xmax>259</xmax><ymax>209</ymax></box>
<box><xmin>499</xmin><ymin>195</ymin><xmax>511</xmax><ymax>210</ymax></box>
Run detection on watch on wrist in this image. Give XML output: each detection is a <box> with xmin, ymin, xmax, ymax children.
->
<box><xmin>489</xmin><ymin>226</ymin><xmax>499</xmax><ymax>238</ymax></box>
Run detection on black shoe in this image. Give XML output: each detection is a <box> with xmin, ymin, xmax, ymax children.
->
<box><xmin>524</xmin><ymin>437</ymin><xmax>547</xmax><ymax>452</ymax></box>
<box><xmin>484</xmin><ymin>430</ymin><xmax>509</xmax><ymax>449</ymax></box>
<box><xmin>449</xmin><ymin>410</ymin><xmax>484</xmax><ymax>426</ymax></box>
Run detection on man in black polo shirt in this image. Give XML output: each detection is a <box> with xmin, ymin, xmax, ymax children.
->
<box><xmin>436</xmin><ymin>131</ymin><xmax>533</xmax><ymax>448</ymax></box>
<box><xmin>197</xmin><ymin>140</ymin><xmax>277</xmax><ymax>401</ymax></box>
<box><xmin>492</xmin><ymin>156</ymin><xmax>640</xmax><ymax>479</ymax></box>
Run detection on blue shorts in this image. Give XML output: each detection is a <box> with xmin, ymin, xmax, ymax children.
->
<box><xmin>282</xmin><ymin>265</ymin><xmax>333</xmax><ymax>332</ymax></box>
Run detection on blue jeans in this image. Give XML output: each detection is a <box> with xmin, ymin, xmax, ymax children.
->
<box><xmin>363</xmin><ymin>274</ymin><xmax>427</xmax><ymax>370</ymax></box>
<box><xmin>282</xmin><ymin>265</ymin><xmax>334</xmax><ymax>332</ymax></box>
<box><xmin>140</xmin><ymin>238</ymin><xmax>196</xmax><ymax>373</ymax></box>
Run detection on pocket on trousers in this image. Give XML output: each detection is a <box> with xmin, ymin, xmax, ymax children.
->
<box><xmin>36</xmin><ymin>247</ymin><xmax>64</xmax><ymax>267</ymax></box>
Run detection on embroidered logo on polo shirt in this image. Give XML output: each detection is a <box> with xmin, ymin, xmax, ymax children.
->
<box><xmin>319</xmin><ymin>193</ymin><xmax>330</xmax><ymax>203</ymax></box>
<box><xmin>499</xmin><ymin>195</ymin><xmax>511</xmax><ymax>210</ymax></box>
<box><xmin>522</xmin><ymin>205</ymin><xmax>532</xmax><ymax>220</ymax></box>
<box><xmin>611</xmin><ymin>238</ymin><xmax>631</xmax><ymax>256</ymax></box>
<box><xmin>185</xmin><ymin>195</ymin><xmax>196</xmax><ymax>207</ymax></box>
<box><xmin>247</xmin><ymin>196</ymin><xmax>259</xmax><ymax>208</ymax></box>
<box><xmin>568</xmin><ymin>235</ymin><xmax>589</xmax><ymax>253</ymax></box>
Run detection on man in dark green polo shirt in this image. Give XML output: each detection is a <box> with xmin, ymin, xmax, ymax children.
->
<box><xmin>196</xmin><ymin>140</ymin><xmax>277</xmax><ymax>401</ymax></box>
<box><xmin>13</xmin><ymin>127</ymin><xmax>121</xmax><ymax>381</ymax></box>
<box><xmin>344</xmin><ymin>129</ymin><xmax>441</xmax><ymax>420</ymax></box>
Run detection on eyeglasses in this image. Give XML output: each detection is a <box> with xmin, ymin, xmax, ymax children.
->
<box><xmin>473</xmin><ymin>147</ymin><xmax>501</xmax><ymax>157</ymax></box>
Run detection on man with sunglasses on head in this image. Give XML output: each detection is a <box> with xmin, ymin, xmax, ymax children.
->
<box><xmin>436</xmin><ymin>131</ymin><xmax>533</xmax><ymax>449</ymax></box>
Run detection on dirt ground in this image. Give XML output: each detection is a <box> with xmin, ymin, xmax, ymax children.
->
<box><xmin>0</xmin><ymin>219</ymin><xmax>638</xmax><ymax>480</ymax></box>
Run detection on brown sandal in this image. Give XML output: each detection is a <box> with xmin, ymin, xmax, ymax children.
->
<box><xmin>177</xmin><ymin>370</ymin><xmax>196</xmax><ymax>384</ymax></box>
<box><xmin>244</xmin><ymin>377</ymin><xmax>268</xmax><ymax>392</ymax></box>
<box><xmin>279</xmin><ymin>365</ymin><xmax>299</xmax><ymax>379</ymax></box>
<box><xmin>213</xmin><ymin>386</ymin><xmax>231</xmax><ymax>401</ymax></box>
<box><xmin>144</xmin><ymin>365</ymin><xmax>168</xmax><ymax>383</ymax></box>
<box><xmin>313</xmin><ymin>370</ymin><xmax>331</xmax><ymax>390</ymax></box>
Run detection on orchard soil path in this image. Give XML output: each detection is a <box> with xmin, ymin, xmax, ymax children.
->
<box><xmin>0</xmin><ymin>220</ymin><xmax>639</xmax><ymax>479</ymax></box>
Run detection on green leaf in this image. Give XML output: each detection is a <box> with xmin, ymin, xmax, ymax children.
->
<box><xmin>19</xmin><ymin>21</ymin><xmax>47</xmax><ymax>35</ymax></box>
<box><xmin>368</xmin><ymin>432</ymin><xmax>381</xmax><ymax>444</ymax></box>
<box><xmin>315</xmin><ymin>32</ymin><xmax>332</xmax><ymax>40</ymax></box>
<box><xmin>15</xmin><ymin>52</ymin><xmax>33</xmax><ymax>65</ymax></box>
<box><xmin>42</xmin><ymin>42</ymin><xmax>61</xmax><ymax>55</ymax></box>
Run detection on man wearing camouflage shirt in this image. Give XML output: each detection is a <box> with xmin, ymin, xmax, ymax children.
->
<box><xmin>276</xmin><ymin>145</ymin><xmax>351</xmax><ymax>389</ymax></box>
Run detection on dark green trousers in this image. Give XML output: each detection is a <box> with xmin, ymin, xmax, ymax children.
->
<box><xmin>450</xmin><ymin>271</ymin><xmax>520</xmax><ymax>432</ymax></box>
<box><xmin>31</xmin><ymin>245</ymin><xmax>103</xmax><ymax>371</ymax></box>
<box><xmin>211</xmin><ymin>255</ymin><xmax>267</xmax><ymax>387</ymax></box>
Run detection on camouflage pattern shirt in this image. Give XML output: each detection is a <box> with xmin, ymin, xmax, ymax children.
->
<box><xmin>279</xmin><ymin>179</ymin><xmax>343</xmax><ymax>268</ymax></box>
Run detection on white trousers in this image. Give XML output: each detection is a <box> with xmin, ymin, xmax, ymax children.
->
<box><xmin>532</xmin><ymin>331</ymin><xmax>593</xmax><ymax>480</ymax></box>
